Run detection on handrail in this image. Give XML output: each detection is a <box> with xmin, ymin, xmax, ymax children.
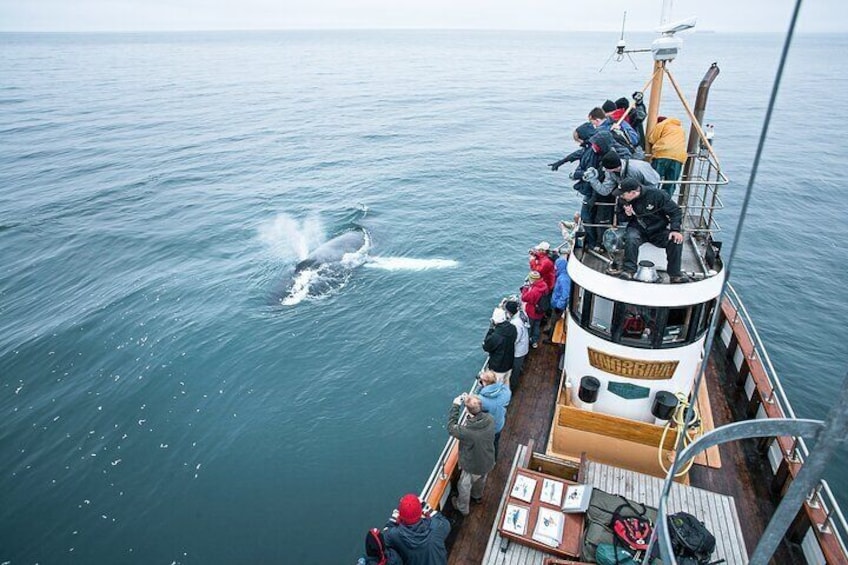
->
<box><xmin>722</xmin><ymin>282</ymin><xmax>848</xmax><ymax>557</ymax></box>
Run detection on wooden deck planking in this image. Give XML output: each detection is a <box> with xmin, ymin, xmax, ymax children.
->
<box><xmin>584</xmin><ymin>460</ymin><xmax>748</xmax><ymax>564</ymax></box>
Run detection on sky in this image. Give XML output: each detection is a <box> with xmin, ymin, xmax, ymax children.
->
<box><xmin>0</xmin><ymin>0</ymin><xmax>845</xmax><ymax>33</ymax></box>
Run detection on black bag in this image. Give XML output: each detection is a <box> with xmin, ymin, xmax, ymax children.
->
<box><xmin>537</xmin><ymin>292</ymin><xmax>552</xmax><ymax>313</ymax></box>
<box><xmin>667</xmin><ymin>512</ymin><xmax>717</xmax><ymax>564</ymax></box>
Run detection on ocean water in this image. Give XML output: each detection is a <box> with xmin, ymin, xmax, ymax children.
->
<box><xmin>1</xmin><ymin>30</ymin><xmax>846</xmax><ymax>564</ymax></box>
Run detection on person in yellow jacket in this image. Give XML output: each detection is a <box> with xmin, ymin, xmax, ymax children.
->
<box><xmin>648</xmin><ymin>116</ymin><xmax>687</xmax><ymax>197</ymax></box>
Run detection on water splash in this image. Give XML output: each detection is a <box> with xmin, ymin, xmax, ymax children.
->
<box><xmin>258</xmin><ymin>213</ymin><xmax>324</xmax><ymax>261</ymax></box>
<box><xmin>365</xmin><ymin>257</ymin><xmax>458</xmax><ymax>271</ymax></box>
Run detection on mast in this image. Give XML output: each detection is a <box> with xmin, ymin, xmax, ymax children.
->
<box><xmin>645</xmin><ymin>1</ymin><xmax>694</xmax><ymax>152</ymax></box>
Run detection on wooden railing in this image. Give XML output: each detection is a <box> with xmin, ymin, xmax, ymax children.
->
<box><xmin>716</xmin><ymin>284</ymin><xmax>848</xmax><ymax>563</ymax></box>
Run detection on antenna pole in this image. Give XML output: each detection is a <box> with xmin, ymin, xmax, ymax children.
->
<box><xmin>645</xmin><ymin>61</ymin><xmax>665</xmax><ymax>155</ymax></box>
<box><xmin>660</xmin><ymin>0</ymin><xmax>674</xmax><ymax>25</ymax></box>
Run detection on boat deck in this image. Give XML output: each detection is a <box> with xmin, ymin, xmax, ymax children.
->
<box><xmin>444</xmin><ymin>326</ymin><xmax>807</xmax><ymax>564</ymax></box>
<box><xmin>577</xmin><ymin>236</ymin><xmax>713</xmax><ymax>282</ymax></box>
<box><xmin>480</xmin><ymin>453</ymin><xmax>748</xmax><ymax>564</ymax></box>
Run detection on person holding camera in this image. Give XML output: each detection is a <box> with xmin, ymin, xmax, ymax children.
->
<box><xmin>447</xmin><ymin>393</ymin><xmax>496</xmax><ymax>517</ymax></box>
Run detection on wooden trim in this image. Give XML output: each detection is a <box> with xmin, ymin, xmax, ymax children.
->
<box><xmin>557</xmin><ymin>404</ymin><xmax>677</xmax><ymax>451</ymax></box>
<box><xmin>425</xmin><ymin>442</ymin><xmax>459</xmax><ymax>511</ymax></box>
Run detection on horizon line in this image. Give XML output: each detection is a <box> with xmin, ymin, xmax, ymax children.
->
<box><xmin>0</xmin><ymin>27</ymin><xmax>838</xmax><ymax>35</ymax></box>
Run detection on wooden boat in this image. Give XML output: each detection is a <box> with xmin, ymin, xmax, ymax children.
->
<box><xmin>379</xmin><ymin>6</ymin><xmax>848</xmax><ymax>565</ymax></box>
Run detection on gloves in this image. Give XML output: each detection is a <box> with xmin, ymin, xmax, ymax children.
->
<box><xmin>569</xmin><ymin>170</ymin><xmax>584</xmax><ymax>181</ymax></box>
<box><xmin>453</xmin><ymin>393</ymin><xmax>467</xmax><ymax>406</ymax></box>
<box><xmin>582</xmin><ymin>167</ymin><xmax>598</xmax><ymax>182</ymax></box>
<box><xmin>548</xmin><ymin>158</ymin><xmax>567</xmax><ymax>172</ymax></box>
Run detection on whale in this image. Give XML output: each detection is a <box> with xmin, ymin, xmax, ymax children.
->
<box><xmin>278</xmin><ymin>228</ymin><xmax>370</xmax><ymax>305</ymax></box>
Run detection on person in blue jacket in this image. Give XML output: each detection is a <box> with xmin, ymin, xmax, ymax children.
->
<box><xmin>551</xmin><ymin>253</ymin><xmax>572</xmax><ymax>334</ymax></box>
<box><xmin>475</xmin><ymin>369</ymin><xmax>512</xmax><ymax>460</ymax></box>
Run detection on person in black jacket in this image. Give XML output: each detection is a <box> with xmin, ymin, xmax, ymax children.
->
<box><xmin>482</xmin><ymin>306</ymin><xmax>517</xmax><ymax>386</ymax></box>
<box><xmin>614</xmin><ymin>178</ymin><xmax>688</xmax><ymax>283</ymax></box>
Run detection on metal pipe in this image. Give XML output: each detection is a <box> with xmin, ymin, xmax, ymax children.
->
<box><xmin>682</xmin><ymin>63</ymin><xmax>720</xmax><ymax>203</ymax></box>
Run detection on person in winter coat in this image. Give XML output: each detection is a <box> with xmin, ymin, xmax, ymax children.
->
<box><xmin>578</xmin><ymin>127</ymin><xmax>636</xmax><ymax>250</ymax></box>
<box><xmin>482</xmin><ymin>307</ymin><xmax>517</xmax><ymax>385</ymax></box>
<box><xmin>503</xmin><ymin>300</ymin><xmax>529</xmax><ymax>387</ymax></box>
<box><xmin>613</xmin><ymin>178</ymin><xmax>688</xmax><ymax>283</ymax></box>
<box><xmin>529</xmin><ymin>242</ymin><xmax>555</xmax><ymax>297</ymax></box>
<box><xmin>475</xmin><ymin>369</ymin><xmax>512</xmax><ymax>459</ymax></box>
<box><xmin>647</xmin><ymin>116</ymin><xmax>687</xmax><ymax>197</ymax></box>
<box><xmin>584</xmin><ymin>150</ymin><xmax>660</xmax><ymax>198</ymax></box>
<box><xmin>447</xmin><ymin>394</ymin><xmax>496</xmax><ymax>516</ymax></box>
<box><xmin>384</xmin><ymin>494</ymin><xmax>450</xmax><ymax>565</ymax></box>
<box><xmin>358</xmin><ymin>527</ymin><xmax>402</xmax><ymax>565</ymax></box>
<box><xmin>551</xmin><ymin>254</ymin><xmax>572</xmax><ymax>312</ymax></box>
<box><xmin>597</xmin><ymin>101</ymin><xmax>640</xmax><ymax>147</ymax></box>
<box><xmin>520</xmin><ymin>271</ymin><xmax>548</xmax><ymax>348</ymax></box>
<box><xmin>548</xmin><ymin>122</ymin><xmax>602</xmax><ymax>248</ymax></box>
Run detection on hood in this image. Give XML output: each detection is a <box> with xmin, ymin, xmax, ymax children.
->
<box><xmin>480</xmin><ymin>382</ymin><xmax>511</xmax><ymax>402</ymax></box>
<box><xmin>575</xmin><ymin>122</ymin><xmax>597</xmax><ymax>143</ymax></box>
<box><xmin>662</xmin><ymin>117</ymin><xmax>682</xmax><ymax>127</ymax></box>
<box><xmin>393</xmin><ymin>518</ymin><xmax>434</xmax><ymax>549</ymax></box>
<box><xmin>589</xmin><ymin>130</ymin><xmax>614</xmax><ymax>154</ymax></box>
<box><xmin>555</xmin><ymin>256</ymin><xmax>568</xmax><ymax>274</ymax></box>
<box><xmin>590</xmin><ymin>129</ymin><xmax>633</xmax><ymax>159</ymax></box>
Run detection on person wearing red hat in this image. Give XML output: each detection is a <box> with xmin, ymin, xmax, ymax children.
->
<box><xmin>383</xmin><ymin>494</ymin><xmax>450</xmax><ymax>565</ymax></box>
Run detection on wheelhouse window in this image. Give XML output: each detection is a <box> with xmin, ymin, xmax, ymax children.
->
<box><xmin>570</xmin><ymin>284</ymin><xmax>585</xmax><ymax>321</ymax></box>
<box><xmin>618</xmin><ymin>305</ymin><xmax>659</xmax><ymax>347</ymax></box>
<box><xmin>569</xmin><ymin>284</ymin><xmax>715</xmax><ymax>349</ymax></box>
<box><xmin>589</xmin><ymin>295</ymin><xmax>614</xmax><ymax>336</ymax></box>
<box><xmin>662</xmin><ymin>307</ymin><xmax>693</xmax><ymax>345</ymax></box>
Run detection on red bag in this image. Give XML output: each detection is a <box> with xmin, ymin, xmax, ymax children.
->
<box><xmin>612</xmin><ymin>515</ymin><xmax>653</xmax><ymax>552</ymax></box>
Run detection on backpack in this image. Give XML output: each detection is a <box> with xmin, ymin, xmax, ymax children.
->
<box><xmin>610</xmin><ymin>501</ymin><xmax>653</xmax><ymax>560</ymax></box>
<box><xmin>667</xmin><ymin>512</ymin><xmax>717</xmax><ymax>564</ymax></box>
<box><xmin>537</xmin><ymin>292</ymin><xmax>552</xmax><ymax>313</ymax></box>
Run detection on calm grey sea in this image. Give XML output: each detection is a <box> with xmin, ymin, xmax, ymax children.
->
<box><xmin>1</xmin><ymin>30</ymin><xmax>846</xmax><ymax>564</ymax></box>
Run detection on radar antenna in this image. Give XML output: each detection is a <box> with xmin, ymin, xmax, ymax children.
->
<box><xmin>599</xmin><ymin>11</ymin><xmax>648</xmax><ymax>72</ymax></box>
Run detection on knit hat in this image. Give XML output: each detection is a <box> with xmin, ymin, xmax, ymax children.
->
<box><xmin>602</xmin><ymin>99</ymin><xmax>616</xmax><ymax>113</ymax></box>
<box><xmin>397</xmin><ymin>494</ymin><xmax>422</xmax><ymax>525</ymax></box>
<box><xmin>504</xmin><ymin>300</ymin><xmax>520</xmax><ymax>316</ymax></box>
<box><xmin>528</xmin><ymin>271</ymin><xmax>541</xmax><ymax>281</ymax></box>
<box><xmin>492</xmin><ymin>307</ymin><xmax>507</xmax><ymax>324</ymax></box>
<box><xmin>613</xmin><ymin>177</ymin><xmax>641</xmax><ymax>197</ymax></box>
<box><xmin>615</xmin><ymin>97</ymin><xmax>629</xmax><ymax>109</ymax></box>
<box><xmin>536</xmin><ymin>241</ymin><xmax>551</xmax><ymax>251</ymax></box>
<box><xmin>601</xmin><ymin>150</ymin><xmax>621</xmax><ymax>170</ymax></box>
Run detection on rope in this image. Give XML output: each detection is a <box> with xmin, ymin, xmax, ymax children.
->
<box><xmin>657</xmin><ymin>393</ymin><xmax>703</xmax><ymax>477</ymax></box>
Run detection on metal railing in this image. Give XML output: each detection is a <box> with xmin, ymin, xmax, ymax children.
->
<box><xmin>578</xmin><ymin>152</ymin><xmax>728</xmax><ymax>255</ymax></box>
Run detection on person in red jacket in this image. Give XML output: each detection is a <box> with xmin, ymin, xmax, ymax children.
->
<box><xmin>520</xmin><ymin>271</ymin><xmax>549</xmax><ymax>349</ymax></box>
<box><xmin>529</xmin><ymin>242</ymin><xmax>555</xmax><ymax>293</ymax></box>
